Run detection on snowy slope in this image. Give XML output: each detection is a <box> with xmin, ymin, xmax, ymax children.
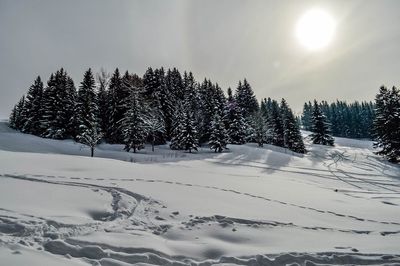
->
<box><xmin>0</xmin><ymin>121</ymin><xmax>399</xmax><ymax>265</ymax></box>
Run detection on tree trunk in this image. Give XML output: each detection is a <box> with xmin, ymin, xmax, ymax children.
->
<box><xmin>91</xmin><ymin>147</ymin><xmax>94</xmax><ymax>157</ymax></box>
<box><xmin>152</xmin><ymin>135</ymin><xmax>155</xmax><ymax>152</ymax></box>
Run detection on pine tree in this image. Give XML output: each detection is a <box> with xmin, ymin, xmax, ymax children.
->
<box><xmin>40</xmin><ymin>69</ymin><xmax>76</xmax><ymax>139</ymax></box>
<box><xmin>310</xmin><ymin>100</ymin><xmax>334</xmax><ymax>146</ymax></box>
<box><xmin>143</xmin><ymin>67</ymin><xmax>172</xmax><ymax>141</ymax></box>
<box><xmin>76</xmin><ymin>68</ymin><xmax>98</xmax><ymax>138</ymax></box>
<box><xmin>166</xmin><ymin>68</ymin><xmax>184</xmax><ymax>101</ymax></box>
<box><xmin>235</xmin><ymin>79</ymin><xmax>259</xmax><ymax>118</ymax></box>
<box><xmin>96</xmin><ymin>71</ymin><xmax>110</xmax><ymax>136</ymax></box>
<box><xmin>107</xmin><ymin>68</ymin><xmax>126</xmax><ymax>143</ymax></box>
<box><xmin>65</xmin><ymin>76</ymin><xmax>77</xmax><ymax>138</ymax></box>
<box><xmin>14</xmin><ymin>96</ymin><xmax>27</xmax><ymax>130</ymax></box>
<box><xmin>170</xmin><ymin>106</ymin><xmax>198</xmax><ymax>153</ymax></box>
<box><xmin>281</xmin><ymin>99</ymin><xmax>306</xmax><ymax>153</ymax></box>
<box><xmin>223</xmin><ymin>97</ymin><xmax>246</xmax><ymax>144</ymax></box>
<box><xmin>122</xmin><ymin>92</ymin><xmax>147</xmax><ymax>153</ymax></box>
<box><xmin>266</xmin><ymin>100</ymin><xmax>284</xmax><ymax>147</ymax></box>
<box><xmin>9</xmin><ymin>96</ymin><xmax>26</xmax><ymax>130</ymax></box>
<box><xmin>183</xmin><ymin>71</ymin><xmax>198</xmax><ymax>114</ymax></box>
<box><xmin>197</xmin><ymin>79</ymin><xmax>216</xmax><ymax>142</ymax></box>
<box><xmin>209</xmin><ymin>111</ymin><xmax>228</xmax><ymax>152</ymax></box>
<box><xmin>197</xmin><ymin>79</ymin><xmax>226</xmax><ymax>143</ymax></box>
<box><xmin>9</xmin><ymin>104</ymin><xmax>17</xmax><ymax>129</ymax></box>
<box><xmin>373</xmin><ymin>86</ymin><xmax>400</xmax><ymax>162</ymax></box>
<box><xmin>23</xmin><ymin>76</ymin><xmax>44</xmax><ymax>135</ymax></box>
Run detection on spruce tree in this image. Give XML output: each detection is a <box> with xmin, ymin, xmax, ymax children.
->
<box><xmin>234</xmin><ymin>79</ymin><xmax>259</xmax><ymax>118</ymax></box>
<box><xmin>9</xmin><ymin>104</ymin><xmax>17</xmax><ymax>129</ymax></box>
<box><xmin>97</xmin><ymin>74</ymin><xmax>110</xmax><ymax>136</ymax></box>
<box><xmin>41</xmin><ymin>69</ymin><xmax>76</xmax><ymax>139</ymax></box>
<box><xmin>197</xmin><ymin>79</ymin><xmax>216</xmax><ymax>142</ymax></box>
<box><xmin>266</xmin><ymin>100</ymin><xmax>284</xmax><ymax>147</ymax></box>
<box><xmin>310</xmin><ymin>100</ymin><xmax>334</xmax><ymax>146</ymax></box>
<box><xmin>281</xmin><ymin>99</ymin><xmax>306</xmax><ymax>153</ymax></box>
<box><xmin>65</xmin><ymin>76</ymin><xmax>77</xmax><ymax>138</ymax></box>
<box><xmin>170</xmin><ymin>106</ymin><xmax>198</xmax><ymax>153</ymax></box>
<box><xmin>9</xmin><ymin>96</ymin><xmax>26</xmax><ymax>130</ymax></box>
<box><xmin>209</xmin><ymin>111</ymin><xmax>228</xmax><ymax>152</ymax></box>
<box><xmin>107</xmin><ymin>68</ymin><xmax>126</xmax><ymax>143</ymax></box>
<box><xmin>23</xmin><ymin>76</ymin><xmax>44</xmax><ymax>135</ymax></box>
<box><xmin>373</xmin><ymin>86</ymin><xmax>400</xmax><ymax>162</ymax></box>
<box><xmin>122</xmin><ymin>92</ymin><xmax>147</xmax><ymax>153</ymax></box>
<box><xmin>15</xmin><ymin>96</ymin><xmax>27</xmax><ymax>130</ymax></box>
<box><xmin>144</xmin><ymin>67</ymin><xmax>172</xmax><ymax>141</ymax></box>
<box><xmin>223</xmin><ymin>97</ymin><xmax>246</xmax><ymax>144</ymax></box>
<box><xmin>76</xmin><ymin>68</ymin><xmax>98</xmax><ymax>139</ymax></box>
<box><xmin>166</xmin><ymin>68</ymin><xmax>184</xmax><ymax>101</ymax></box>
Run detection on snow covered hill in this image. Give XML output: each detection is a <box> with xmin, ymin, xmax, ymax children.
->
<box><xmin>0</xmin><ymin>121</ymin><xmax>399</xmax><ymax>265</ymax></box>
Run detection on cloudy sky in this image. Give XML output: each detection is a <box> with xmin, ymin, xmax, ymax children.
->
<box><xmin>1</xmin><ymin>0</ymin><xmax>399</xmax><ymax>117</ymax></box>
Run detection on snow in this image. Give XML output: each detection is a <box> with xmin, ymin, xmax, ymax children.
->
<box><xmin>0</xmin><ymin>121</ymin><xmax>400</xmax><ymax>265</ymax></box>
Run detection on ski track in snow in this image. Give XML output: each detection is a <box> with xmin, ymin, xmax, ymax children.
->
<box><xmin>1</xmin><ymin>172</ymin><xmax>400</xmax><ymax>230</ymax></box>
<box><xmin>1</xmin><ymin>171</ymin><xmax>400</xmax><ymax>265</ymax></box>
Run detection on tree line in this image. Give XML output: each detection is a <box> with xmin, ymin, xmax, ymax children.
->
<box><xmin>8</xmin><ymin>67</ymin><xmax>307</xmax><ymax>156</ymax></box>
<box><xmin>9</xmin><ymin>67</ymin><xmax>398</xmax><ymax>162</ymax></box>
<box><xmin>301</xmin><ymin>100</ymin><xmax>375</xmax><ymax>139</ymax></box>
<box><xmin>300</xmin><ymin>88</ymin><xmax>399</xmax><ymax>163</ymax></box>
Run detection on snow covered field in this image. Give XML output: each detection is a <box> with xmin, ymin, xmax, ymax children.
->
<box><xmin>0</xmin><ymin>121</ymin><xmax>399</xmax><ymax>265</ymax></box>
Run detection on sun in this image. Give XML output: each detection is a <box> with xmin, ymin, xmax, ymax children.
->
<box><xmin>295</xmin><ymin>9</ymin><xmax>336</xmax><ymax>51</ymax></box>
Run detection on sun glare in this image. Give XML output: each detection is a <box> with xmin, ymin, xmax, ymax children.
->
<box><xmin>296</xmin><ymin>9</ymin><xmax>336</xmax><ymax>51</ymax></box>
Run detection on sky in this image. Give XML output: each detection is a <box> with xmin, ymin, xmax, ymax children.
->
<box><xmin>1</xmin><ymin>0</ymin><xmax>400</xmax><ymax>117</ymax></box>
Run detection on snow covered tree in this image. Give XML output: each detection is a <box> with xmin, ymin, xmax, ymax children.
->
<box><xmin>310</xmin><ymin>100</ymin><xmax>334</xmax><ymax>146</ymax></box>
<box><xmin>122</xmin><ymin>92</ymin><xmax>147</xmax><ymax>153</ymax></box>
<box><xmin>373</xmin><ymin>86</ymin><xmax>400</xmax><ymax>162</ymax></box>
<box><xmin>166</xmin><ymin>67</ymin><xmax>184</xmax><ymax>101</ymax></box>
<box><xmin>65</xmin><ymin>76</ymin><xmax>78</xmax><ymax>138</ymax></box>
<box><xmin>144</xmin><ymin>115</ymin><xmax>165</xmax><ymax>152</ymax></box>
<box><xmin>9</xmin><ymin>104</ymin><xmax>17</xmax><ymax>129</ymax></box>
<box><xmin>22</xmin><ymin>76</ymin><xmax>44</xmax><ymax>135</ymax></box>
<box><xmin>183</xmin><ymin>71</ymin><xmax>198</xmax><ymax>114</ymax></box>
<box><xmin>266</xmin><ymin>100</ymin><xmax>284</xmax><ymax>147</ymax></box>
<box><xmin>281</xmin><ymin>99</ymin><xmax>306</xmax><ymax>153</ymax></box>
<box><xmin>40</xmin><ymin>69</ymin><xmax>76</xmax><ymax>139</ymax></box>
<box><xmin>76</xmin><ymin>68</ymin><xmax>98</xmax><ymax>138</ymax></box>
<box><xmin>143</xmin><ymin>67</ymin><xmax>172</xmax><ymax>141</ymax></box>
<box><xmin>17</xmin><ymin>96</ymin><xmax>27</xmax><ymax>130</ymax></box>
<box><xmin>106</xmin><ymin>68</ymin><xmax>127</xmax><ymax>143</ymax></box>
<box><xmin>235</xmin><ymin>79</ymin><xmax>259</xmax><ymax>118</ymax></box>
<box><xmin>9</xmin><ymin>96</ymin><xmax>26</xmax><ymax>130</ymax></box>
<box><xmin>223</xmin><ymin>97</ymin><xmax>246</xmax><ymax>144</ymax></box>
<box><xmin>170</xmin><ymin>106</ymin><xmax>199</xmax><ymax>153</ymax></box>
<box><xmin>209</xmin><ymin>111</ymin><xmax>228</xmax><ymax>152</ymax></box>
<box><xmin>78</xmin><ymin>121</ymin><xmax>102</xmax><ymax>157</ymax></box>
<box><xmin>197</xmin><ymin>79</ymin><xmax>226</xmax><ymax>143</ymax></box>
